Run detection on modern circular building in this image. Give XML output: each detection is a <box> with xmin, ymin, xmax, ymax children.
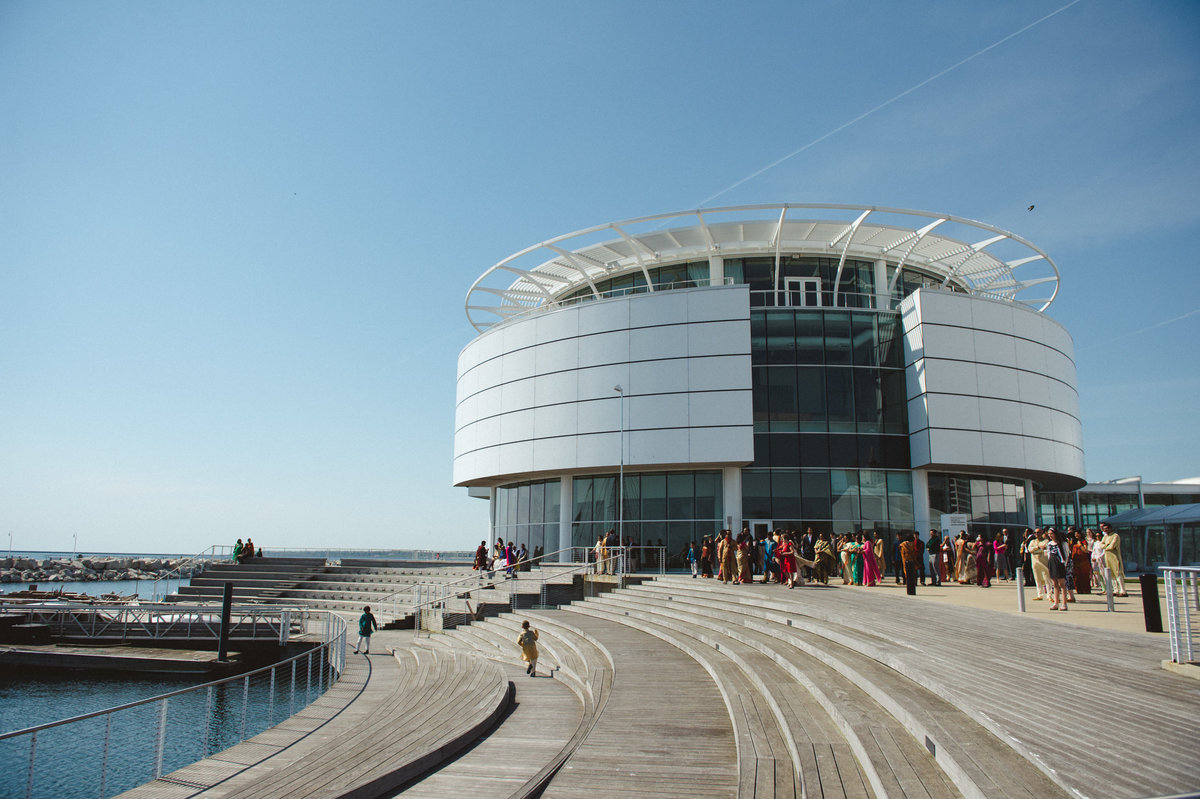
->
<box><xmin>455</xmin><ymin>204</ymin><xmax>1085</xmax><ymax>560</ymax></box>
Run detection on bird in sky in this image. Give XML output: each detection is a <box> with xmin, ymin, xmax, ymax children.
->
<box><xmin>1027</xmin><ymin>204</ymin><xmax>1035</xmax><ymax>211</ymax></box>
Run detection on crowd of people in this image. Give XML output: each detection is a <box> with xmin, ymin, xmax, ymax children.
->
<box><xmin>673</xmin><ymin>522</ymin><xmax>1129</xmax><ymax>604</ymax></box>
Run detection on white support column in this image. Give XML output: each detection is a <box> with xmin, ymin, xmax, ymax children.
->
<box><xmin>709</xmin><ymin>255</ymin><xmax>725</xmax><ymax>286</ymax></box>
<box><xmin>874</xmin><ymin>258</ymin><xmax>889</xmax><ymax>309</ymax></box>
<box><xmin>558</xmin><ymin>475</ymin><xmax>573</xmax><ymax>560</ymax></box>
<box><xmin>1024</xmin><ymin>479</ymin><xmax>1037</xmax><ymax>528</ymax></box>
<box><xmin>723</xmin><ymin>467</ymin><xmax>742</xmax><ymax>532</ymax></box>
<box><xmin>911</xmin><ymin>469</ymin><xmax>931</xmax><ymax>534</ymax></box>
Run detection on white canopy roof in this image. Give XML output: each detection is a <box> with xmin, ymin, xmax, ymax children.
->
<box><xmin>465</xmin><ymin>204</ymin><xmax>1060</xmax><ymax>332</ymax></box>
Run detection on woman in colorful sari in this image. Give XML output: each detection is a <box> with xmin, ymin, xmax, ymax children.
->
<box><xmin>862</xmin><ymin>534</ymin><xmax>881</xmax><ymax>586</ymax></box>
<box><xmin>973</xmin><ymin>534</ymin><xmax>993</xmax><ymax>587</ymax></box>
<box><xmin>847</xmin><ymin>535</ymin><xmax>864</xmax><ymax>585</ymax></box>
<box><xmin>1071</xmin><ymin>530</ymin><xmax>1092</xmax><ymax>594</ymax></box>
<box><xmin>813</xmin><ymin>532</ymin><xmax>835</xmax><ymax>584</ymax></box>
<box><xmin>777</xmin><ymin>534</ymin><xmax>796</xmax><ymax>588</ymax></box>
<box><xmin>954</xmin><ymin>533</ymin><xmax>970</xmax><ymax>583</ymax></box>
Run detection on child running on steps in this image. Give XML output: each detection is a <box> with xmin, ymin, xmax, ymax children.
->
<box><xmin>517</xmin><ymin>620</ymin><xmax>539</xmax><ymax>677</ymax></box>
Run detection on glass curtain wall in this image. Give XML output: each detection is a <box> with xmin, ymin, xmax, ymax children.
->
<box><xmin>744</xmin><ymin>305</ymin><xmax>912</xmax><ymax>538</ymax></box>
<box><xmin>571</xmin><ymin>470</ymin><xmax>723</xmax><ymax>567</ymax></box>
<box><xmin>926</xmin><ymin>472</ymin><xmax>1028</xmax><ymax>538</ymax></box>
<box><xmin>493</xmin><ymin>479</ymin><xmax>561</xmax><ymax>559</ymax></box>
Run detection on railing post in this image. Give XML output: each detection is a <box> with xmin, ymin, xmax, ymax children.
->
<box><xmin>203</xmin><ymin>686</ymin><xmax>213</xmax><ymax>756</ymax></box>
<box><xmin>99</xmin><ymin>712</ymin><xmax>112</xmax><ymax>799</ymax></box>
<box><xmin>290</xmin><ymin>659</ymin><xmax>297</xmax><ymax>718</ymax></box>
<box><xmin>306</xmin><ymin>650</ymin><xmax>313</xmax><ymax>704</ymax></box>
<box><xmin>154</xmin><ymin>698</ymin><xmax>168</xmax><ymax>779</ymax></box>
<box><xmin>25</xmin><ymin>729</ymin><xmax>36</xmax><ymax>799</ymax></box>
<box><xmin>1182</xmin><ymin>570</ymin><xmax>1194</xmax><ymax>662</ymax></box>
<box><xmin>268</xmin><ymin>665</ymin><xmax>276</xmax><ymax>728</ymax></box>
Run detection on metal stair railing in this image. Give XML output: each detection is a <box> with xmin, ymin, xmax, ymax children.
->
<box><xmin>150</xmin><ymin>545</ymin><xmax>231</xmax><ymax>601</ymax></box>
<box><xmin>1162</xmin><ymin>566</ymin><xmax>1199</xmax><ymax>664</ymax></box>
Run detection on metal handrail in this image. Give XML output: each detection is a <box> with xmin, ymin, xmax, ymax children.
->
<box><xmin>376</xmin><ymin>545</ymin><xmax>596</xmax><ymax>622</ymax></box>
<box><xmin>150</xmin><ymin>545</ymin><xmax>230</xmax><ymax>601</ymax></box>
<box><xmin>1161</xmin><ymin>566</ymin><xmax>1199</xmax><ymax>663</ymax></box>
<box><xmin>2</xmin><ymin>610</ymin><xmax>347</xmax><ymax>799</ymax></box>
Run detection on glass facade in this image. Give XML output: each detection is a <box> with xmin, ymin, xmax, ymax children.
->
<box><xmin>744</xmin><ymin>304</ymin><xmax>912</xmax><ymax>535</ymax></box>
<box><xmin>570</xmin><ymin>470</ymin><xmax>723</xmax><ymax>566</ymax></box>
<box><xmin>927</xmin><ymin>472</ymin><xmax>1028</xmax><ymax>538</ymax></box>
<box><xmin>493</xmin><ymin>479</ymin><xmax>561</xmax><ymax>558</ymax></box>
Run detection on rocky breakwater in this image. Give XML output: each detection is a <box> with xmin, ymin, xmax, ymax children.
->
<box><xmin>0</xmin><ymin>556</ymin><xmax>200</xmax><ymax>584</ymax></box>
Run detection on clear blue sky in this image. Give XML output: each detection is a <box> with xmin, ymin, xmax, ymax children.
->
<box><xmin>2</xmin><ymin>1</ymin><xmax>1197</xmax><ymax>555</ymax></box>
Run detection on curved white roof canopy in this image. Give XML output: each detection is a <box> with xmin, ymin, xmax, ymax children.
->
<box><xmin>465</xmin><ymin>203</ymin><xmax>1060</xmax><ymax>332</ymax></box>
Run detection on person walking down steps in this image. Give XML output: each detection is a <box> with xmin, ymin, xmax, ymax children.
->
<box><xmin>517</xmin><ymin>620</ymin><xmax>539</xmax><ymax>677</ymax></box>
<box><xmin>354</xmin><ymin>605</ymin><xmax>378</xmax><ymax>654</ymax></box>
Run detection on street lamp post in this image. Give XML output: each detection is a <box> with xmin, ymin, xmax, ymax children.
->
<box><xmin>613</xmin><ymin>385</ymin><xmax>625</xmax><ymax>544</ymax></box>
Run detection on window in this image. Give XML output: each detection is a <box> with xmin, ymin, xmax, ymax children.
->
<box><xmin>785</xmin><ymin>276</ymin><xmax>822</xmax><ymax>307</ymax></box>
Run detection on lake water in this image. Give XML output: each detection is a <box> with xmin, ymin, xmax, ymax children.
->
<box><xmin>0</xmin><ymin>649</ymin><xmax>335</xmax><ymax>798</ymax></box>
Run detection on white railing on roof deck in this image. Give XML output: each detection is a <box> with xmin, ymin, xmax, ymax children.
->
<box><xmin>1162</xmin><ymin>566</ymin><xmax>1200</xmax><ymax>663</ymax></box>
<box><xmin>0</xmin><ymin>603</ymin><xmax>311</xmax><ymax>644</ymax></box>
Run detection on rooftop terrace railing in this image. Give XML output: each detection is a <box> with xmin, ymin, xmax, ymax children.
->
<box><xmin>1162</xmin><ymin>566</ymin><xmax>1200</xmax><ymax>664</ymax></box>
<box><xmin>0</xmin><ymin>610</ymin><xmax>346</xmax><ymax>799</ymax></box>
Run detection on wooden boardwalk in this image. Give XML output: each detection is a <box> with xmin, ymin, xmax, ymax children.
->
<box><xmin>538</xmin><ymin>612</ymin><xmax>738</xmax><ymax>799</ymax></box>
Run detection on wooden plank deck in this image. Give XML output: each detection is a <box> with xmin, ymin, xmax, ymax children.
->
<box><xmin>534</xmin><ymin>610</ymin><xmax>739</xmax><ymax>799</ymax></box>
<box><xmin>649</xmin><ymin>576</ymin><xmax>1200</xmax><ymax>799</ymax></box>
<box><xmin>117</xmin><ymin>630</ymin><xmax>511</xmax><ymax>799</ymax></box>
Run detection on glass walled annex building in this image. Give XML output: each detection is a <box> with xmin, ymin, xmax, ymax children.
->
<box><xmin>454</xmin><ymin>204</ymin><xmax>1086</xmax><ymax>564</ymax></box>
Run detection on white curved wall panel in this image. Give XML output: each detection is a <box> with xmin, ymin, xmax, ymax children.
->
<box><xmin>901</xmin><ymin>289</ymin><xmax>1085</xmax><ymax>489</ymax></box>
<box><xmin>454</xmin><ymin>285</ymin><xmax>754</xmax><ymax>486</ymax></box>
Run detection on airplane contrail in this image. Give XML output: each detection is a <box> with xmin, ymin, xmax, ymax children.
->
<box><xmin>695</xmin><ymin>0</ymin><xmax>1086</xmax><ymax>208</ymax></box>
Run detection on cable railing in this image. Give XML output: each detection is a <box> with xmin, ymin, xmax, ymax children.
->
<box><xmin>0</xmin><ymin>610</ymin><xmax>347</xmax><ymax>799</ymax></box>
<box><xmin>1162</xmin><ymin>566</ymin><xmax>1199</xmax><ymax>664</ymax></box>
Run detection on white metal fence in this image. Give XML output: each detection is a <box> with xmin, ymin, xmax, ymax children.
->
<box><xmin>0</xmin><ymin>603</ymin><xmax>310</xmax><ymax>645</ymax></box>
<box><xmin>1162</xmin><ymin>566</ymin><xmax>1199</xmax><ymax>664</ymax></box>
<box><xmin>0</xmin><ymin>610</ymin><xmax>347</xmax><ymax>799</ymax></box>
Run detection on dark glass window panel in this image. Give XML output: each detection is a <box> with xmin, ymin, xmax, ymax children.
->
<box><xmin>854</xmin><ymin>368</ymin><xmax>882</xmax><ymax>433</ymax></box>
<box><xmin>694</xmin><ymin>472</ymin><xmax>721</xmax><ymax>519</ymax></box>
<box><xmin>573</xmin><ymin>477</ymin><xmax>592</xmax><ymax>522</ymax></box>
<box><xmin>687</xmin><ymin>262</ymin><xmax>709</xmax><ymax>284</ymax></box>
<box><xmin>887</xmin><ymin>471</ymin><xmax>914</xmax><ymax>522</ymax></box>
<box><xmin>878</xmin><ymin>315</ymin><xmax>904</xmax><ymax>368</ymax></box>
<box><xmin>796</xmin><ymin>366</ymin><xmax>826</xmax><ymax>431</ymax></box>
<box><xmin>857</xmin><ymin>435</ymin><xmax>883</xmax><ymax>468</ymax></box>
<box><xmin>824</xmin><ymin>312</ymin><xmax>852</xmax><ymax>364</ymax></box>
<box><xmin>802</xmin><ymin>470</ymin><xmax>832</xmax><ymax>520</ymax></box>
<box><xmin>879</xmin><ymin>435</ymin><xmax>911</xmax><ymax>468</ymax></box>
<box><xmin>798</xmin><ymin>434</ymin><xmax>830</xmax><ymax>467</ymax></box>
<box><xmin>593</xmin><ymin>476</ymin><xmax>616</xmax><ymax>523</ymax></box>
<box><xmin>667</xmin><ymin>522</ymin><xmax>694</xmax><ymax>566</ymax></box>
<box><xmin>927</xmin><ymin>473</ymin><xmax>948</xmax><ymax>518</ymax></box>
<box><xmin>826</xmin><ymin>367</ymin><xmax>855</xmax><ymax>432</ymax></box>
<box><xmin>881</xmin><ymin>370</ymin><xmax>908</xmax><ymax>433</ymax></box>
<box><xmin>750</xmin><ymin>314</ymin><xmax>767</xmax><ymax>362</ymax></box>
<box><xmin>743</xmin><ymin>257</ymin><xmax>774</xmax><ymax>291</ymax></box>
<box><xmin>641</xmin><ymin>521</ymin><xmax>666</xmax><ymax>549</ymax></box>
<box><xmin>622</xmin><ymin>474</ymin><xmax>641</xmax><ymax>523</ymax></box>
<box><xmin>530</xmin><ymin>482</ymin><xmax>545</xmax><ymax>523</ymax></box>
<box><xmin>765</xmin><ymin>311</ymin><xmax>796</xmax><ymax>364</ymax></box>
<box><xmin>724</xmin><ymin>258</ymin><xmax>744</xmax><ymax>285</ymax></box>
<box><xmin>860</xmin><ymin>469</ymin><xmax>887</xmax><ymax>522</ymax></box>
<box><xmin>668</xmin><ymin>472</ymin><xmax>695</xmax><ymax>520</ymax></box>
<box><xmin>642</xmin><ymin>473</ymin><xmax>667</xmax><ymax>520</ymax></box>
<box><xmin>852</xmin><ymin>313</ymin><xmax>877</xmax><ymax>366</ymax></box>
<box><xmin>827</xmin><ymin>434</ymin><xmax>859</xmax><ymax>467</ymax></box>
<box><xmin>794</xmin><ymin>312</ymin><xmax>824</xmax><ymax>364</ymax></box>
<box><xmin>773</xmin><ymin>471</ymin><xmax>802</xmax><ymax>520</ymax></box>
<box><xmin>752</xmin><ymin>368</ymin><xmax>769</xmax><ymax>430</ymax></box>
<box><xmin>546</xmin><ymin>481</ymin><xmax>561</xmax><ymax>523</ymax></box>
<box><xmin>830</xmin><ymin>469</ymin><xmax>860</xmax><ymax>521</ymax></box>
<box><xmin>768</xmin><ymin>367</ymin><xmax>799</xmax><ymax>431</ymax></box>
<box><xmin>742</xmin><ymin>470</ymin><xmax>773</xmax><ymax>517</ymax></box>
<box><xmin>753</xmin><ymin>433</ymin><xmax>772</xmax><ymax>467</ymax></box>
<box><xmin>770</xmin><ymin>434</ymin><xmax>800</xmax><ymax>467</ymax></box>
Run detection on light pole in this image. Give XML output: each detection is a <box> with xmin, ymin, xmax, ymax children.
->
<box><xmin>73</xmin><ymin>532</ymin><xmax>78</xmax><ymax>556</ymax></box>
<box><xmin>613</xmin><ymin>385</ymin><xmax>625</xmax><ymax>543</ymax></box>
